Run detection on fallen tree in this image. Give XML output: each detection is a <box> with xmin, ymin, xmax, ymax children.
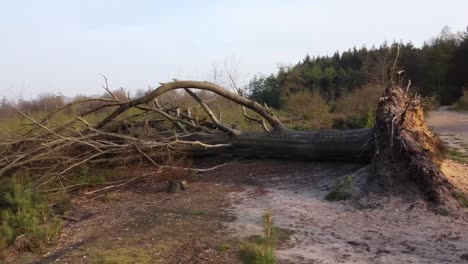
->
<box><xmin>0</xmin><ymin>76</ymin><xmax>460</xmax><ymax>213</ymax></box>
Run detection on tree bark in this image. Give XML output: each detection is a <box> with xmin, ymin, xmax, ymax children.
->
<box><xmin>185</xmin><ymin>128</ymin><xmax>374</xmax><ymax>162</ymax></box>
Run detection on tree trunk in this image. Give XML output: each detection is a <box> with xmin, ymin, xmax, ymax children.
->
<box><xmin>185</xmin><ymin>128</ymin><xmax>374</xmax><ymax>162</ymax></box>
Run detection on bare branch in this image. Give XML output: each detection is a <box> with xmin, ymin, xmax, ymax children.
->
<box><xmin>100</xmin><ymin>74</ymin><xmax>121</xmax><ymax>102</ymax></box>
<box><xmin>241</xmin><ymin>106</ymin><xmax>270</xmax><ymax>132</ymax></box>
<box><xmin>184</xmin><ymin>88</ymin><xmax>237</xmax><ymax>135</ymax></box>
<box><xmin>96</xmin><ymin>81</ymin><xmax>287</xmax><ymax>131</ymax></box>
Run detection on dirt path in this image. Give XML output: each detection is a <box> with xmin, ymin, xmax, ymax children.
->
<box><xmin>427</xmin><ymin>107</ymin><xmax>468</xmax><ymax>195</ymax></box>
<box><xmin>427</xmin><ymin>106</ymin><xmax>468</xmax><ymax>154</ymax></box>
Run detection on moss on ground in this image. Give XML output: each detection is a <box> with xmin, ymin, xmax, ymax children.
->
<box><xmin>325</xmin><ymin>175</ymin><xmax>353</xmax><ymax>201</ymax></box>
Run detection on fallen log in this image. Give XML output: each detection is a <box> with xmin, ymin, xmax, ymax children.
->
<box><xmin>0</xmin><ymin>77</ymin><xmax>459</xmax><ymax>213</ymax></box>
<box><xmin>183</xmin><ymin>129</ymin><xmax>374</xmax><ymax>162</ymax></box>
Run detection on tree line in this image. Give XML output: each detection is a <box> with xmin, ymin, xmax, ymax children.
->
<box><xmin>248</xmin><ymin>27</ymin><xmax>468</xmax><ymax>107</ymax></box>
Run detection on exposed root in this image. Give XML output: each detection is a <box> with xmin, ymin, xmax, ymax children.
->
<box><xmin>371</xmin><ymin>82</ymin><xmax>460</xmax><ymax>213</ymax></box>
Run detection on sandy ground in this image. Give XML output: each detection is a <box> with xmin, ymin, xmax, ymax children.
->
<box><xmin>5</xmin><ymin>108</ymin><xmax>468</xmax><ymax>264</ymax></box>
<box><xmin>224</xmin><ymin>161</ymin><xmax>468</xmax><ymax>264</ymax></box>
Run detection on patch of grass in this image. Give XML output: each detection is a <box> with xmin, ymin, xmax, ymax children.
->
<box><xmin>73</xmin><ymin>165</ymin><xmax>125</xmax><ymax>188</ymax></box>
<box><xmin>445</xmin><ymin>147</ymin><xmax>468</xmax><ymax>164</ymax></box>
<box><xmin>191</xmin><ymin>210</ymin><xmax>207</xmax><ymax>216</ymax></box>
<box><xmin>239</xmin><ymin>212</ymin><xmax>277</xmax><ymax>264</ymax></box>
<box><xmin>325</xmin><ymin>175</ymin><xmax>353</xmax><ymax>201</ymax></box>
<box><xmin>87</xmin><ymin>245</ymin><xmax>168</xmax><ymax>264</ymax></box>
<box><xmin>89</xmin><ymin>249</ymin><xmax>119</xmax><ymax>264</ymax></box>
<box><xmin>219</xmin><ymin>242</ymin><xmax>231</xmax><ymax>252</ymax></box>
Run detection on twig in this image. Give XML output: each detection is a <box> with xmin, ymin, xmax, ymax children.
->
<box><xmin>15</xmin><ymin>108</ymin><xmax>103</xmax><ymax>153</ymax></box>
<box><xmin>84</xmin><ymin>177</ymin><xmax>141</xmax><ymax>195</ymax></box>
<box><xmin>59</xmin><ymin>150</ymin><xmax>110</xmax><ymax>175</ymax></box>
<box><xmin>133</xmin><ymin>143</ymin><xmax>159</xmax><ymax>166</ymax></box>
<box><xmin>390</xmin><ymin>44</ymin><xmax>400</xmax><ymax>84</ymax></box>
<box><xmin>100</xmin><ymin>74</ymin><xmax>120</xmax><ymax>102</ymax></box>
<box><xmin>157</xmin><ymin>160</ymin><xmax>236</xmax><ymax>173</ymax></box>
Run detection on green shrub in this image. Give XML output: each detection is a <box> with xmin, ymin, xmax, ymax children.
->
<box><xmin>334</xmin><ymin>84</ymin><xmax>382</xmax><ymax>116</ymax></box>
<box><xmin>0</xmin><ymin>184</ymin><xmax>62</xmax><ymax>252</ymax></box>
<box><xmin>331</xmin><ymin>110</ymin><xmax>375</xmax><ymax>129</ymax></box>
<box><xmin>333</xmin><ymin>84</ymin><xmax>381</xmax><ymax>129</ymax></box>
<box><xmin>239</xmin><ymin>212</ymin><xmax>277</xmax><ymax>264</ymax></box>
<box><xmin>454</xmin><ymin>90</ymin><xmax>468</xmax><ymax>111</ymax></box>
<box><xmin>364</xmin><ymin>109</ymin><xmax>376</xmax><ymax>128</ymax></box>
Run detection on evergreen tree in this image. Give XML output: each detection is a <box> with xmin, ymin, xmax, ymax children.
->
<box><xmin>247</xmin><ymin>26</ymin><xmax>468</xmax><ymax>108</ymax></box>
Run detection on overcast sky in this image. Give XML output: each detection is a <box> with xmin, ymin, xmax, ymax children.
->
<box><xmin>1</xmin><ymin>0</ymin><xmax>467</xmax><ymax>99</ymax></box>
